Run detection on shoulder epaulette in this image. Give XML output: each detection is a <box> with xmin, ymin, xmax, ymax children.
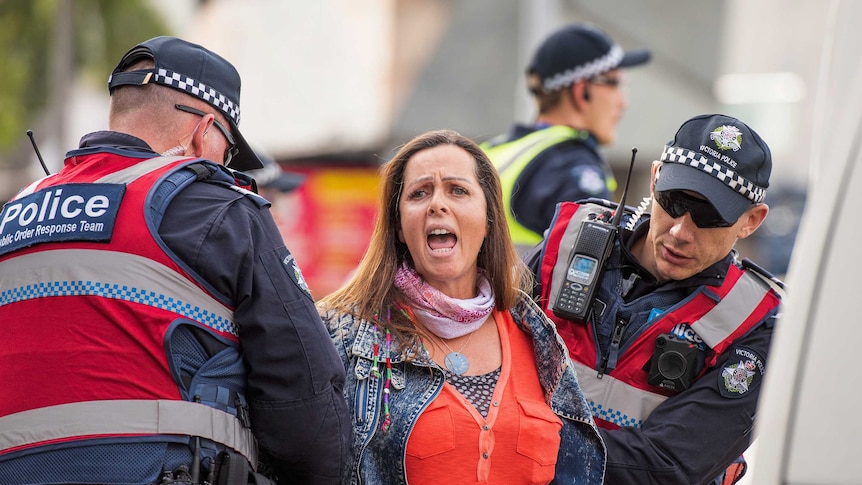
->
<box><xmin>741</xmin><ymin>257</ymin><xmax>786</xmax><ymax>300</ymax></box>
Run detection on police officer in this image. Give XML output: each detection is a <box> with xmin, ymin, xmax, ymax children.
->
<box><xmin>482</xmin><ymin>23</ymin><xmax>650</xmax><ymax>253</ymax></box>
<box><xmin>245</xmin><ymin>152</ymin><xmax>306</xmax><ymax>195</ymax></box>
<box><xmin>0</xmin><ymin>37</ymin><xmax>349</xmax><ymax>485</ymax></box>
<box><xmin>526</xmin><ymin>114</ymin><xmax>784</xmax><ymax>484</ymax></box>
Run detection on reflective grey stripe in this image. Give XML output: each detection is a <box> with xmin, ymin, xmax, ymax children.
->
<box><xmin>0</xmin><ymin>248</ymin><xmax>236</xmax><ymax>336</ymax></box>
<box><xmin>11</xmin><ymin>156</ymin><xmax>189</xmax><ymax>200</ymax></box>
<box><xmin>572</xmin><ymin>361</ymin><xmax>667</xmax><ymax>428</ymax></box>
<box><xmin>0</xmin><ymin>400</ymin><xmax>257</xmax><ymax>465</ymax></box>
<box><xmin>14</xmin><ymin>176</ymin><xmax>51</xmax><ymax>199</ymax></box>
<box><xmin>96</xmin><ymin>156</ymin><xmax>189</xmax><ymax>184</ymax></box>
<box><xmin>691</xmin><ymin>271</ymin><xmax>769</xmax><ymax>349</ymax></box>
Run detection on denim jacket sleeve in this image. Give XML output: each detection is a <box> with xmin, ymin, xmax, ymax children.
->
<box><xmin>322</xmin><ymin>309</ymin><xmax>441</xmax><ymax>485</ymax></box>
<box><xmin>321</xmin><ymin>310</ymin><xmax>363</xmax><ymax>485</ymax></box>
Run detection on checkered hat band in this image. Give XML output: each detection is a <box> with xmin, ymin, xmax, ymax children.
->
<box><xmin>542</xmin><ymin>45</ymin><xmax>624</xmax><ymax>92</ymax></box>
<box><xmin>660</xmin><ymin>146</ymin><xmax>766</xmax><ymax>203</ymax></box>
<box><xmin>154</xmin><ymin>68</ymin><xmax>241</xmax><ymax>125</ymax></box>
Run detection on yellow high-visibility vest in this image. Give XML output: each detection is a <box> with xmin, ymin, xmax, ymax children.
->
<box><xmin>482</xmin><ymin>126</ymin><xmax>595</xmax><ymax>249</ymax></box>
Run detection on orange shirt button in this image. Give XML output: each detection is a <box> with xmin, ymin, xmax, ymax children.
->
<box><xmin>483</xmin><ymin>424</ymin><xmax>490</xmax><ymax>430</ymax></box>
<box><xmin>482</xmin><ymin>452</ymin><xmax>490</xmax><ymax>459</ymax></box>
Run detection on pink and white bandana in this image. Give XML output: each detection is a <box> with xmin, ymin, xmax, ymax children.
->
<box><xmin>394</xmin><ymin>263</ymin><xmax>494</xmax><ymax>339</ymax></box>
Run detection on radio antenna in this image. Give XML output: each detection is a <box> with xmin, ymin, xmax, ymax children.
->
<box><xmin>27</xmin><ymin>130</ymin><xmax>51</xmax><ymax>176</ymax></box>
<box><xmin>611</xmin><ymin>147</ymin><xmax>637</xmax><ymax>229</ymax></box>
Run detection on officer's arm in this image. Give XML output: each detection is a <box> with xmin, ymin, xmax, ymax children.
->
<box><xmin>163</xmin><ymin>187</ymin><xmax>350</xmax><ymax>485</ymax></box>
<box><xmin>232</xmin><ymin>208</ymin><xmax>350</xmax><ymax>485</ymax></box>
<box><xmin>599</xmin><ymin>320</ymin><xmax>774</xmax><ymax>485</ymax></box>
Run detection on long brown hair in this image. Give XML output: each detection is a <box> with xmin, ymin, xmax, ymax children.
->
<box><xmin>318</xmin><ymin>129</ymin><xmax>531</xmax><ymax>343</ymax></box>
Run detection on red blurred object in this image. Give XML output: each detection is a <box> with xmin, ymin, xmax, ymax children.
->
<box><xmin>264</xmin><ymin>165</ymin><xmax>380</xmax><ymax>299</ymax></box>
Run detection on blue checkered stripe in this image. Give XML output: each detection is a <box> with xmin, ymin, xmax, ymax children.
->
<box><xmin>661</xmin><ymin>145</ymin><xmax>766</xmax><ymax>203</ymax></box>
<box><xmin>543</xmin><ymin>45</ymin><xmax>624</xmax><ymax>92</ymax></box>
<box><xmin>589</xmin><ymin>400</ymin><xmax>643</xmax><ymax>428</ymax></box>
<box><xmin>1</xmin><ymin>280</ymin><xmax>238</xmax><ymax>337</ymax></box>
<box><xmin>155</xmin><ymin>68</ymin><xmax>241</xmax><ymax>125</ymax></box>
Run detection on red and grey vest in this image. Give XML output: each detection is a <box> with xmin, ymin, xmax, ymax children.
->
<box><xmin>539</xmin><ymin>201</ymin><xmax>783</xmax><ymax>429</ymax></box>
<box><xmin>0</xmin><ymin>150</ymin><xmax>258</xmax><ymax>479</ymax></box>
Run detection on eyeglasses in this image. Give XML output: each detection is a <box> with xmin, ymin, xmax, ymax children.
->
<box><xmin>654</xmin><ymin>190</ymin><xmax>735</xmax><ymax>228</ymax></box>
<box><xmin>587</xmin><ymin>74</ymin><xmax>622</xmax><ymax>88</ymax></box>
<box><xmin>175</xmin><ymin>104</ymin><xmax>239</xmax><ymax>166</ymax></box>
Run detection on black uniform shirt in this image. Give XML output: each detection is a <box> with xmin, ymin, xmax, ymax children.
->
<box><xmin>607</xmin><ymin>218</ymin><xmax>775</xmax><ymax>484</ymax></box>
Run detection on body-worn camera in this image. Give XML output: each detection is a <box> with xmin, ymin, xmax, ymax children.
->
<box><xmin>647</xmin><ymin>333</ymin><xmax>704</xmax><ymax>392</ymax></box>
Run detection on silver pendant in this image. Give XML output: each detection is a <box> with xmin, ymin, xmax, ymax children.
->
<box><xmin>444</xmin><ymin>351</ymin><xmax>469</xmax><ymax>375</ymax></box>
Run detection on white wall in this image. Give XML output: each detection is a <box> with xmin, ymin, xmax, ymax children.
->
<box><xmin>186</xmin><ymin>0</ymin><xmax>397</xmax><ymax>158</ymax></box>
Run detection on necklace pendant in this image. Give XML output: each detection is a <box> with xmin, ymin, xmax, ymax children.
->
<box><xmin>444</xmin><ymin>351</ymin><xmax>469</xmax><ymax>375</ymax></box>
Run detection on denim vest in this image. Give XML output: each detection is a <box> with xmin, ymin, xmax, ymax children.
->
<box><xmin>322</xmin><ymin>296</ymin><xmax>606</xmax><ymax>485</ymax></box>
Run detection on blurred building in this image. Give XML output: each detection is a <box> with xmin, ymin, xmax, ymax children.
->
<box><xmin>14</xmin><ymin>0</ymin><xmax>822</xmax><ymax>296</ymax></box>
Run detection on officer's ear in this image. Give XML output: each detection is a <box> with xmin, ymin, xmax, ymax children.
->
<box><xmin>649</xmin><ymin>161</ymin><xmax>662</xmax><ymax>196</ymax></box>
<box><xmin>187</xmin><ymin>114</ymin><xmax>216</xmax><ymax>160</ymax></box>
<box><xmin>572</xmin><ymin>81</ymin><xmax>590</xmax><ymax>109</ymax></box>
<box><xmin>737</xmin><ymin>203</ymin><xmax>769</xmax><ymax>240</ymax></box>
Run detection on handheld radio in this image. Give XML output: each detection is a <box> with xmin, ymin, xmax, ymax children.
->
<box><xmin>552</xmin><ymin>148</ymin><xmax>638</xmax><ymax>323</ymax></box>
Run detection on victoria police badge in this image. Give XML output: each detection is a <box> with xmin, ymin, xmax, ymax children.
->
<box><xmin>722</xmin><ymin>360</ymin><xmax>756</xmax><ymax>393</ymax></box>
<box><xmin>282</xmin><ymin>252</ymin><xmax>312</xmax><ymax>297</ymax></box>
<box><xmin>572</xmin><ymin>165</ymin><xmax>608</xmax><ymax>195</ymax></box>
<box><xmin>710</xmin><ymin>125</ymin><xmax>743</xmax><ymax>152</ymax></box>
<box><xmin>719</xmin><ymin>346</ymin><xmax>765</xmax><ymax>398</ymax></box>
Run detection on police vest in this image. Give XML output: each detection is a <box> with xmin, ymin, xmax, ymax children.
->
<box><xmin>0</xmin><ymin>151</ymin><xmax>262</xmax><ymax>479</ymax></box>
<box><xmin>538</xmin><ymin>201</ymin><xmax>783</xmax><ymax>429</ymax></box>
<box><xmin>482</xmin><ymin>126</ymin><xmax>593</xmax><ymax>248</ymax></box>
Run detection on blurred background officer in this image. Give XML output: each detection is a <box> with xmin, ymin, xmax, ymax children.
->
<box><xmin>0</xmin><ymin>36</ymin><xmax>349</xmax><ymax>485</ymax></box>
<box><xmin>527</xmin><ymin>114</ymin><xmax>784</xmax><ymax>484</ymax></box>
<box><xmin>245</xmin><ymin>151</ymin><xmax>306</xmax><ymax>196</ymax></box>
<box><xmin>243</xmin><ymin>153</ymin><xmax>305</xmax><ymax>249</ymax></box>
<box><xmin>482</xmin><ymin>23</ymin><xmax>650</xmax><ymax>253</ymax></box>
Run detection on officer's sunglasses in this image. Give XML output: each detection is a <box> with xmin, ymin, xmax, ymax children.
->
<box><xmin>175</xmin><ymin>104</ymin><xmax>239</xmax><ymax>166</ymax></box>
<box><xmin>654</xmin><ymin>190</ymin><xmax>736</xmax><ymax>228</ymax></box>
<box><xmin>587</xmin><ymin>74</ymin><xmax>622</xmax><ymax>88</ymax></box>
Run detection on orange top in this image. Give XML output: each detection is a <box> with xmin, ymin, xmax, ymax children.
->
<box><xmin>405</xmin><ymin>310</ymin><xmax>563</xmax><ymax>484</ymax></box>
